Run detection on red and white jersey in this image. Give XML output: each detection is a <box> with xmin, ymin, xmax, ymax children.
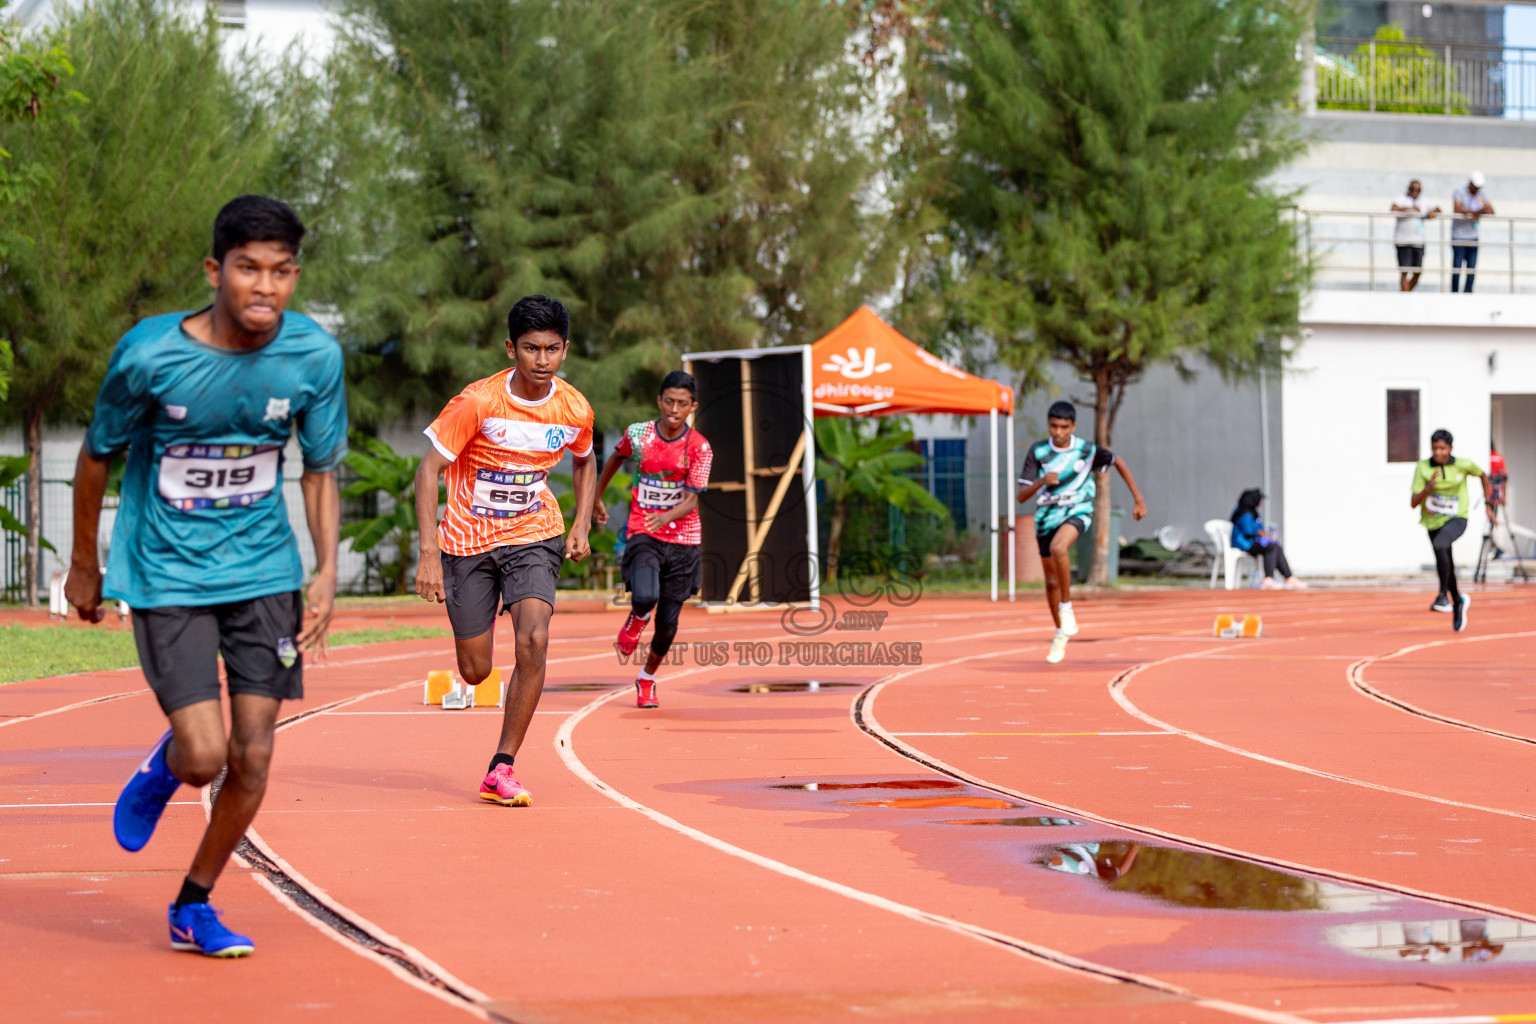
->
<box><xmin>614</xmin><ymin>420</ymin><xmax>711</xmax><ymax>546</ymax></box>
<box><xmin>425</xmin><ymin>369</ymin><xmax>594</xmax><ymax>556</ymax></box>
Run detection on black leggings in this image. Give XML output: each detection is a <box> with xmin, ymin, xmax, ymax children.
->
<box><xmin>1428</xmin><ymin>517</ymin><xmax>1467</xmax><ymax>600</ymax></box>
<box><xmin>630</xmin><ymin>566</ymin><xmax>685</xmax><ymax>658</ymax></box>
<box><xmin>1258</xmin><ymin>542</ymin><xmax>1292</xmax><ymax>580</ymax></box>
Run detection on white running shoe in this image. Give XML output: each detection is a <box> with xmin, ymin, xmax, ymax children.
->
<box><xmin>1046</xmin><ymin>634</ymin><xmax>1068</xmax><ymax>664</ymax></box>
<box><xmin>1059</xmin><ymin>605</ymin><xmax>1079</xmax><ymax>637</ymax></box>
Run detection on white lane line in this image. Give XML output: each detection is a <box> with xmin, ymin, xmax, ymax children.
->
<box><xmin>0</xmin><ymin>689</ymin><xmax>145</xmax><ymax>729</ymax></box>
<box><xmin>554</xmin><ymin>645</ymin><xmax>1309</xmax><ymax>1024</ymax></box>
<box><xmin>1348</xmin><ymin>630</ymin><xmax>1536</xmax><ymax>748</ymax></box>
<box><xmin>857</xmin><ymin>647</ymin><xmax>1536</xmax><ymax>926</ymax></box>
<box><xmin>0</xmin><ymin>801</ymin><xmax>201</xmax><ymax>809</ymax></box>
<box><xmin>889</xmin><ymin>730</ymin><xmax>1173</xmax><ymax>737</ymax></box>
<box><xmin>1108</xmin><ymin>651</ymin><xmax>1536</xmax><ymax>824</ymax></box>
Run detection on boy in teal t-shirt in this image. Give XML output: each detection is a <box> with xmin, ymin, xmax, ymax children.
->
<box><xmin>1410</xmin><ymin>428</ymin><xmax>1493</xmax><ymax>630</ymax></box>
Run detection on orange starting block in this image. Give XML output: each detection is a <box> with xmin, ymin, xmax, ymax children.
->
<box><xmin>423</xmin><ymin>668</ymin><xmax>506</xmax><ymax>708</ymax></box>
<box><xmin>1213</xmin><ymin>614</ymin><xmax>1262</xmax><ymax>639</ymax></box>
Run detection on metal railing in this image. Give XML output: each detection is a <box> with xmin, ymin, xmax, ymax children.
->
<box><xmin>1316</xmin><ymin>38</ymin><xmax>1536</xmax><ymax>119</ymax></box>
<box><xmin>1295</xmin><ymin>209</ymin><xmax>1536</xmax><ymax>293</ymax></box>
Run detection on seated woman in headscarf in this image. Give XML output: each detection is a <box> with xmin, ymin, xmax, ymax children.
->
<box><xmin>1230</xmin><ymin>489</ymin><xmax>1306</xmax><ymax>590</ymax></box>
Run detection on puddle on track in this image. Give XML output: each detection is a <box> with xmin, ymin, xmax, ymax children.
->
<box><xmin>670</xmin><ymin>775</ymin><xmax>1536</xmax><ymax>978</ymax></box>
<box><xmin>771</xmin><ymin>780</ymin><xmax>962</xmax><ymax>792</ymax></box>
<box><xmin>949</xmin><ymin>816</ymin><xmax>1085</xmax><ymax>828</ymax></box>
<box><xmin>730</xmin><ymin>680</ymin><xmax>864</xmax><ymax>694</ymax></box>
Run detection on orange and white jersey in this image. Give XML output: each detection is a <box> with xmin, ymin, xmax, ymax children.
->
<box><xmin>425</xmin><ymin>369</ymin><xmax>594</xmax><ymax>556</ymax></box>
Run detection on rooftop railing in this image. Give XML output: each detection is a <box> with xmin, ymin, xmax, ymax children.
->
<box><xmin>1315</xmin><ymin>37</ymin><xmax>1536</xmax><ymax>120</ymax></box>
<box><xmin>1295</xmin><ymin>208</ymin><xmax>1536</xmax><ymax>293</ymax></box>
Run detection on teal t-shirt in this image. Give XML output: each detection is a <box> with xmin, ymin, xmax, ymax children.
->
<box><xmin>1019</xmin><ymin>436</ymin><xmax>1114</xmax><ymax>533</ymax></box>
<box><xmin>84</xmin><ymin>311</ymin><xmax>348</xmax><ymax>608</ymax></box>
<box><xmin>1411</xmin><ymin>456</ymin><xmax>1483</xmax><ymax>530</ymax></box>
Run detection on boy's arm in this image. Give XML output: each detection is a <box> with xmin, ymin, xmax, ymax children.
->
<box><xmin>1410</xmin><ymin>464</ymin><xmax>1438</xmax><ymax>508</ymax></box>
<box><xmin>296</xmin><ymin>469</ymin><xmax>341</xmax><ymax>654</ymax></box>
<box><xmin>592</xmin><ymin>450</ymin><xmax>627</xmax><ymax>527</ymax></box>
<box><xmin>64</xmin><ymin>447</ymin><xmax>112</xmax><ymax>622</ymax></box>
<box><xmin>414</xmin><ymin>447</ymin><xmax>452</xmax><ymax>602</ymax></box>
<box><xmin>1113</xmin><ymin>456</ymin><xmax>1148</xmax><ymax>521</ymax></box>
<box><xmin>566</xmin><ymin>452</ymin><xmax>596</xmax><ymax>561</ymax></box>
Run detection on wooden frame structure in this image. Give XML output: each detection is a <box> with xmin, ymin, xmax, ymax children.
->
<box><xmin>682</xmin><ymin>346</ymin><xmax>819</xmax><ymax>611</ymax></box>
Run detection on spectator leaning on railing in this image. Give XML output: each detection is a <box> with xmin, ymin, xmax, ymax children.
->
<box><xmin>1451</xmin><ymin>171</ymin><xmax>1494</xmax><ymax>294</ymax></box>
<box><xmin>1391</xmin><ymin>180</ymin><xmax>1439</xmax><ymax>293</ymax></box>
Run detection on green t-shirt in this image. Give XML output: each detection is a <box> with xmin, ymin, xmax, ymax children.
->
<box><xmin>1412</xmin><ymin>456</ymin><xmax>1483</xmax><ymax>529</ymax></box>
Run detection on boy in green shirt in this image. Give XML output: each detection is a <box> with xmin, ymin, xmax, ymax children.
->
<box><xmin>1411</xmin><ymin>428</ymin><xmax>1494</xmax><ymax>631</ymax></box>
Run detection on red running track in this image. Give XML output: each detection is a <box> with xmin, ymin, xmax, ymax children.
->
<box><xmin>4</xmin><ymin>587</ymin><xmax>1536</xmax><ymax>1023</ymax></box>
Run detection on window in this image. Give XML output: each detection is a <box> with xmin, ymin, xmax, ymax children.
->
<box><xmin>1387</xmin><ymin>389</ymin><xmax>1420</xmax><ymax>463</ymax></box>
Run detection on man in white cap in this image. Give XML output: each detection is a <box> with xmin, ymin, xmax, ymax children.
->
<box><xmin>1451</xmin><ymin>171</ymin><xmax>1494</xmax><ymax>293</ymax></box>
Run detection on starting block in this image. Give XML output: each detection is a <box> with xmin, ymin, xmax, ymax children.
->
<box><xmin>1213</xmin><ymin>614</ymin><xmax>1262</xmax><ymax>639</ymax></box>
<box><xmin>424</xmin><ymin>670</ymin><xmax>455</xmax><ymax>705</ymax></box>
<box><xmin>473</xmin><ymin>669</ymin><xmax>505</xmax><ymax>708</ymax></box>
<box><xmin>423</xmin><ymin>668</ymin><xmax>506</xmax><ymax>708</ymax></box>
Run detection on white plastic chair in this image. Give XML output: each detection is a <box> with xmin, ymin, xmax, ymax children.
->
<box><xmin>1205</xmin><ymin>518</ymin><xmax>1257</xmax><ymax>590</ymax></box>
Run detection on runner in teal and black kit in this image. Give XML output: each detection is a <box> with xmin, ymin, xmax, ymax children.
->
<box><xmin>65</xmin><ymin>196</ymin><xmax>346</xmax><ymax>958</ymax></box>
<box><xmin>1017</xmin><ymin>401</ymin><xmax>1146</xmax><ymax>664</ymax></box>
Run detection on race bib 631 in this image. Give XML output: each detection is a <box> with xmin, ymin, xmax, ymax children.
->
<box><xmin>471</xmin><ymin>468</ymin><xmax>546</xmax><ymax>518</ymax></box>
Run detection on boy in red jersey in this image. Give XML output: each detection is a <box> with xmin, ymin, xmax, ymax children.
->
<box><xmin>415</xmin><ymin>296</ymin><xmax>596</xmax><ymax>805</ymax></box>
<box><xmin>593</xmin><ymin>371</ymin><xmax>712</xmax><ymax>708</ymax></box>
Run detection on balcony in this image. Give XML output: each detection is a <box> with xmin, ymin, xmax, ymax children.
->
<box><xmin>1314</xmin><ymin>37</ymin><xmax>1536</xmax><ymax>119</ymax></box>
<box><xmin>1296</xmin><ymin>209</ymin><xmax>1536</xmax><ymax>293</ymax></box>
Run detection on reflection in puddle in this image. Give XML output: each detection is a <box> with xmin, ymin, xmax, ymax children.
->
<box><xmin>731</xmin><ymin>680</ymin><xmax>863</xmax><ymax>693</ymax></box>
<box><xmin>846</xmin><ymin>796</ymin><xmax>1017</xmax><ymax>810</ymax></box>
<box><xmin>772</xmin><ymin>780</ymin><xmax>962</xmax><ymax>792</ymax></box>
<box><xmin>949</xmin><ymin>816</ymin><xmax>1084</xmax><ymax>828</ymax></box>
<box><xmin>1043</xmin><ymin>841</ymin><xmax>1329</xmax><ymax>911</ymax></box>
<box><xmin>1329</xmin><ymin>917</ymin><xmax>1536</xmax><ymax>964</ymax></box>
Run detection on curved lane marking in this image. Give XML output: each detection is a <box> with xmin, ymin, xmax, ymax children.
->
<box><xmin>856</xmin><ymin>644</ymin><xmax>1536</xmax><ymax>925</ymax></box>
<box><xmin>554</xmin><ymin>648</ymin><xmax>1311</xmax><ymax>1024</ymax></box>
<box><xmin>1108</xmin><ymin>649</ymin><xmax>1536</xmax><ymax>825</ymax></box>
<box><xmin>1347</xmin><ymin>630</ymin><xmax>1536</xmax><ymax>748</ymax></box>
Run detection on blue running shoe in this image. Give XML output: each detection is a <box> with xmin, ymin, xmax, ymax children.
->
<box><xmin>113</xmin><ymin>729</ymin><xmax>181</xmax><ymax>852</ymax></box>
<box><xmin>168</xmin><ymin>902</ymin><xmax>254</xmax><ymax>957</ymax></box>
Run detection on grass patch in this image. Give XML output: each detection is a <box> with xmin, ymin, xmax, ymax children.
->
<box><xmin>0</xmin><ymin>622</ymin><xmax>449</xmax><ymax>685</ymax></box>
<box><xmin>328</xmin><ymin>625</ymin><xmax>449</xmax><ymax>647</ymax></box>
<box><xmin>0</xmin><ymin>624</ymin><xmax>141</xmax><ymax>684</ymax></box>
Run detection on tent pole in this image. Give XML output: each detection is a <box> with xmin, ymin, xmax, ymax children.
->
<box><xmin>989</xmin><ymin>408</ymin><xmax>998</xmax><ymax>603</ymax></box>
<box><xmin>1006</xmin><ymin>412</ymin><xmax>1015</xmax><ymax>602</ymax></box>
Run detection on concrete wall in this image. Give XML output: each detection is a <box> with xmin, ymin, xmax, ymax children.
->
<box><xmin>1283</xmin><ymin>291</ymin><xmax>1536</xmax><ymax>575</ymax></box>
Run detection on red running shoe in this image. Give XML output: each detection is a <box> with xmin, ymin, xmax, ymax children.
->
<box><xmin>615</xmin><ymin>612</ymin><xmax>647</xmax><ymax>656</ymax></box>
<box><xmin>478</xmin><ymin>764</ymin><xmax>532</xmax><ymax>806</ymax></box>
<box><xmin>635</xmin><ymin>677</ymin><xmax>659</xmax><ymax>708</ymax></box>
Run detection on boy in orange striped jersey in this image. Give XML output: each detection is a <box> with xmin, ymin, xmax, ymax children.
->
<box><xmin>414</xmin><ymin>296</ymin><xmax>596</xmax><ymax>806</ymax></box>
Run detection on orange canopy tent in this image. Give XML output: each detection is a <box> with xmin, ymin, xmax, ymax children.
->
<box><xmin>809</xmin><ymin>306</ymin><xmax>1013</xmax><ymax>418</ymax></box>
<box><xmin>809</xmin><ymin>307</ymin><xmax>1018</xmax><ymax>601</ymax></box>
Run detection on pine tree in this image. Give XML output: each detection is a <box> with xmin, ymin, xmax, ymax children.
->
<box><xmin>0</xmin><ymin>0</ymin><xmax>279</xmax><ymax>603</ymax></box>
<box><xmin>945</xmin><ymin>0</ymin><xmax>1311</xmax><ymax>581</ymax></box>
<box><xmin>335</xmin><ymin>0</ymin><xmax>895</xmax><ymax>434</ymax></box>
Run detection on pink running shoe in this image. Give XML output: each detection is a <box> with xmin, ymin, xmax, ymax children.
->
<box><xmin>635</xmin><ymin>677</ymin><xmax>658</xmax><ymax>708</ymax></box>
<box><xmin>615</xmin><ymin>612</ymin><xmax>647</xmax><ymax>656</ymax></box>
<box><xmin>478</xmin><ymin>764</ymin><xmax>532</xmax><ymax>807</ymax></box>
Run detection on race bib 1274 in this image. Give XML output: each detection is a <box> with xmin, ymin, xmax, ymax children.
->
<box><xmin>471</xmin><ymin>468</ymin><xmax>546</xmax><ymax>518</ymax></box>
<box><xmin>158</xmin><ymin>444</ymin><xmax>281</xmax><ymax>511</ymax></box>
<box><xmin>635</xmin><ymin>475</ymin><xmax>686</xmax><ymax>510</ymax></box>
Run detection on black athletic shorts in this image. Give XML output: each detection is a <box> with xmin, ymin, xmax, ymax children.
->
<box><xmin>1396</xmin><ymin>244</ymin><xmax>1425</xmax><ymax>270</ymax></box>
<box><xmin>441</xmin><ymin>536</ymin><xmax>565</xmax><ymax>639</ymax></box>
<box><xmin>131</xmin><ymin>591</ymin><xmax>304</xmax><ymax>715</ymax></box>
<box><xmin>621</xmin><ymin>533</ymin><xmax>703</xmax><ymax>602</ymax></box>
<box><xmin>1037</xmin><ymin>516</ymin><xmax>1090</xmax><ymax>558</ymax></box>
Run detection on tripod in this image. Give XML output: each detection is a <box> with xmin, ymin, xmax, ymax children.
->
<box><xmin>1475</xmin><ymin>509</ymin><xmax>1530</xmax><ymax>583</ymax></box>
